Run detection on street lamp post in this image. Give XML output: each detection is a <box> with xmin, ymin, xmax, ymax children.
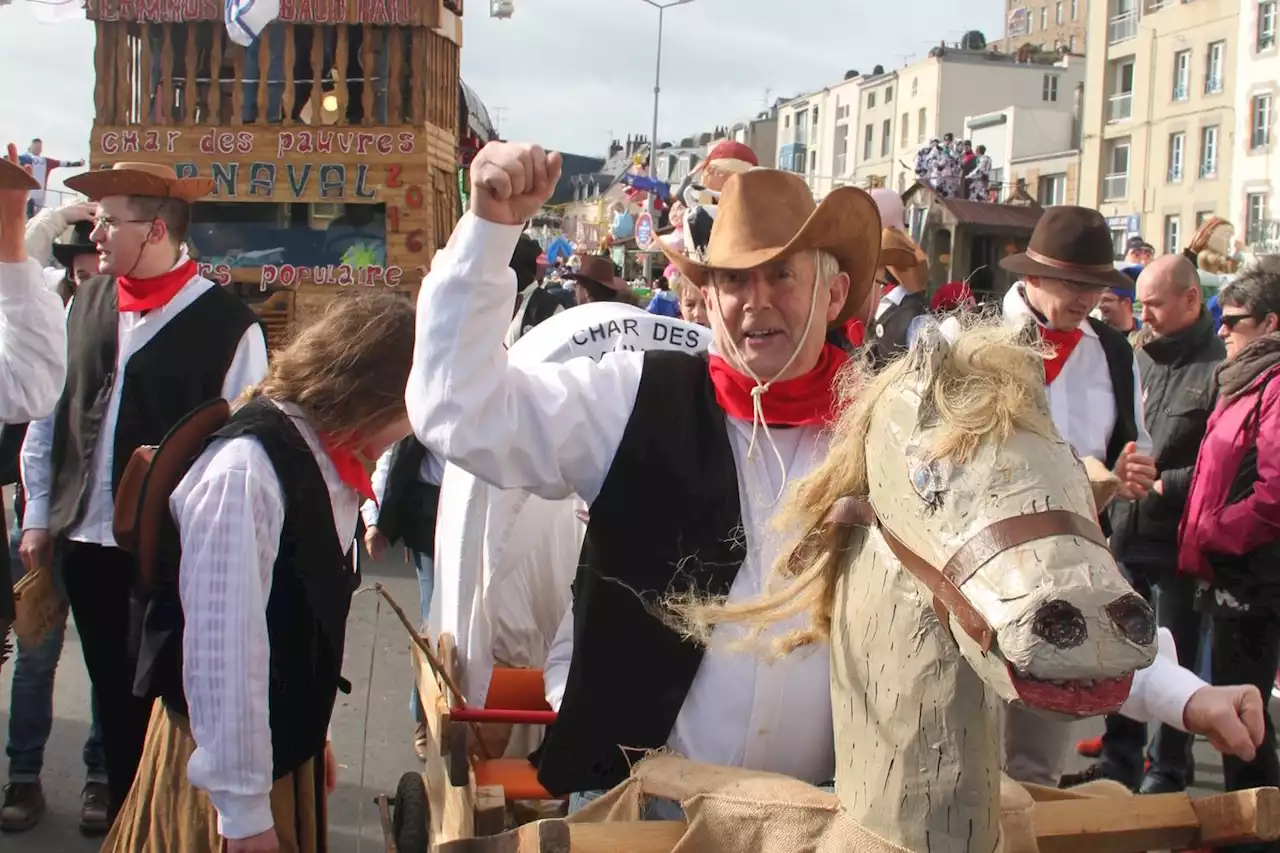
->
<box><xmin>639</xmin><ymin>0</ymin><xmax>694</xmax><ymax>284</ymax></box>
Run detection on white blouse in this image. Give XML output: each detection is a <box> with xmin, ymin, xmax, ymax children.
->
<box><xmin>0</xmin><ymin>258</ymin><xmax>67</xmax><ymax>424</ymax></box>
<box><xmin>173</xmin><ymin>401</ymin><xmax>359</xmax><ymax>841</ymax></box>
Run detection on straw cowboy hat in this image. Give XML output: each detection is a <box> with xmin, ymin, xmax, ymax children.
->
<box><xmin>565</xmin><ymin>255</ymin><xmax>625</xmax><ymax>292</ymax></box>
<box><xmin>1000</xmin><ymin>205</ymin><xmax>1133</xmax><ymax>290</ymax></box>
<box><xmin>65</xmin><ymin>162</ymin><xmax>213</xmax><ymax>203</ymax></box>
<box><xmin>0</xmin><ymin>156</ymin><xmax>38</xmax><ymax>192</ymax></box>
<box><xmin>660</xmin><ymin>169</ymin><xmax>881</xmax><ymax>326</ymax></box>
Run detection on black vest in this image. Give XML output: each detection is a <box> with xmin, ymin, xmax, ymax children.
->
<box><xmin>48</xmin><ymin>276</ymin><xmax>260</xmax><ymax>537</ymax></box>
<box><xmin>137</xmin><ymin>400</ymin><xmax>356</xmax><ymax>779</ymax></box>
<box><xmin>536</xmin><ymin>351</ymin><xmax>746</xmax><ymax>796</ymax></box>
<box><xmin>1087</xmin><ymin>316</ymin><xmax>1139</xmax><ymax>469</ymax></box>
<box><xmin>375</xmin><ymin>436</ymin><xmax>441</xmax><ymax>555</ymax></box>
<box><xmin>867</xmin><ymin>290</ymin><xmax>929</xmax><ymax>366</ymax></box>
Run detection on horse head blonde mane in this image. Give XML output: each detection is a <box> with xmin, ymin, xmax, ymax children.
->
<box><xmin>666</xmin><ymin>318</ymin><xmax>1058</xmax><ymax>654</ymax></box>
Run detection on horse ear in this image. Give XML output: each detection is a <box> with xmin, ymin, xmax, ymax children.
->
<box><xmin>908</xmin><ymin>318</ymin><xmax>950</xmax><ymax>387</ymax></box>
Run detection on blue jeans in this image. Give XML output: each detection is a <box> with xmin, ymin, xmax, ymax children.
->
<box><xmin>408</xmin><ymin>550</ymin><xmax>435</xmax><ymax>723</ymax></box>
<box><xmin>6</xmin><ymin>520</ymin><xmax>107</xmax><ymax>784</ymax></box>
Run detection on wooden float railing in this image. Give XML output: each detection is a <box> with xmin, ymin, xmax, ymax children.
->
<box><xmin>90</xmin><ymin>20</ymin><xmax>459</xmax><ymax>131</ymax></box>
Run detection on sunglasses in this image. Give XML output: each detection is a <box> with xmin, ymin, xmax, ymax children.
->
<box><xmin>1220</xmin><ymin>313</ymin><xmax>1257</xmax><ymax>330</ymax></box>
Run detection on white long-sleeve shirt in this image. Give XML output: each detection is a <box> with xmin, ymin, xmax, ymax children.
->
<box><xmin>21</xmin><ymin>272</ymin><xmax>268</xmax><ymax>540</ymax></box>
<box><xmin>0</xmin><ymin>258</ymin><xmax>67</xmax><ymax>424</ymax></box>
<box><xmin>409</xmin><ymin>213</ymin><xmax>836</xmax><ymax>784</ymax></box>
<box><xmin>175</xmin><ymin>401</ymin><xmax>360</xmax><ymax>841</ymax></box>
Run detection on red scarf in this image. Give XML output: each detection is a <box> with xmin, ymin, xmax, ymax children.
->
<box><xmin>708</xmin><ymin>343</ymin><xmax>848</xmax><ymax>427</ymax></box>
<box><xmin>318</xmin><ymin>434</ymin><xmax>376</xmax><ymax>503</ymax></box>
<box><xmin>117</xmin><ymin>258</ymin><xmax>197</xmax><ymax>313</ymax></box>
<box><xmin>1041</xmin><ymin>327</ymin><xmax>1084</xmax><ymax>385</ymax></box>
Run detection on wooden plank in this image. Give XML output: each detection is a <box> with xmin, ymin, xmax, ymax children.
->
<box><xmin>94</xmin><ymin>21</ymin><xmax>109</xmax><ymax>121</ymax></box>
<box><xmin>437</xmin><ymin>820</ymin><xmax>687</xmax><ymax>853</ymax></box>
<box><xmin>256</xmin><ymin>28</ymin><xmax>270</xmax><ymax>122</ymax></box>
<box><xmin>310</xmin><ymin>24</ymin><xmax>323</xmax><ymax>123</ymax></box>
<box><xmin>474</xmin><ymin>786</ymin><xmax>506</xmax><ymax>838</ymax></box>
<box><xmin>409</xmin><ymin>29</ymin><xmax>424</xmax><ymax>126</ymax></box>
<box><xmin>209</xmin><ymin>23</ymin><xmax>223</xmax><ymax>124</ymax></box>
<box><xmin>123</xmin><ymin>27</ymin><xmax>135</xmax><ymax>124</ymax></box>
<box><xmin>282</xmin><ymin>24</ymin><xmax>295</xmax><ymax>126</ymax></box>
<box><xmin>230</xmin><ymin>40</ymin><xmax>243</xmax><ymax>125</ymax></box>
<box><xmin>361</xmin><ymin>25</ymin><xmax>375</xmax><ymax>127</ymax></box>
<box><xmin>160</xmin><ymin>23</ymin><xmax>174</xmax><ymax>125</ymax></box>
<box><xmin>1192</xmin><ymin>787</ymin><xmax>1280</xmax><ymax>846</ymax></box>
<box><xmin>183</xmin><ymin>23</ymin><xmax>197</xmax><ymax>124</ymax></box>
<box><xmin>388</xmin><ymin>27</ymin><xmax>403</xmax><ymax>126</ymax></box>
<box><xmin>336</xmin><ymin>24</ymin><xmax>350</xmax><ymax>123</ymax></box>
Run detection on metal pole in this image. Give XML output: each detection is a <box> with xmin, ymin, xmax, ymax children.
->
<box><xmin>642</xmin><ymin>6</ymin><xmax>664</xmax><ymax>284</ymax></box>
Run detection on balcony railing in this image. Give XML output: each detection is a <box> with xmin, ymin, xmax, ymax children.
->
<box><xmin>1172</xmin><ymin>84</ymin><xmax>1188</xmax><ymax>101</ymax></box>
<box><xmin>1206</xmin><ymin>75</ymin><xmax>1224</xmax><ymax>94</ymax></box>
<box><xmin>1199</xmin><ymin>161</ymin><xmax>1218</xmax><ymax>178</ymax></box>
<box><xmin>1102</xmin><ymin>172</ymin><xmax>1129</xmax><ymax>200</ymax></box>
<box><xmin>1109</xmin><ymin>11</ymin><xmax>1138</xmax><ymax>44</ymax></box>
<box><xmin>1109</xmin><ymin>92</ymin><xmax>1134</xmax><ymax>122</ymax></box>
<box><xmin>1168</xmin><ymin>165</ymin><xmax>1183</xmax><ymax>182</ymax></box>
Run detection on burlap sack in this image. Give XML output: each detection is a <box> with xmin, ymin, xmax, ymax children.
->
<box><xmin>12</xmin><ymin>567</ymin><xmax>66</xmax><ymax>647</ymax></box>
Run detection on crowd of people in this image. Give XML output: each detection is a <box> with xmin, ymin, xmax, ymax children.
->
<box><xmin>0</xmin><ymin>132</ymin><xmax>1277</xmax><ymax>853</ymax></box>
<box><xmin>913</xmin><ymin>132</ymin><xmax>994</xmax><ymax>202</ymax></box>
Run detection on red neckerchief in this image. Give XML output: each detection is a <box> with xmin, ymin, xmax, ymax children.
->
<box><xmin>707</xmin><ymin>343</ymin><xmax>849</xmax><ymax>427</ymax></box>
<box><xmin>318</xmin><ymin>433</ymin><xmax>376</xmax><ymax>503</ymax></box>
<box><xmin>1041</xmin><ymin>327</ymin><xmax>1084</xmax><ymax>385</ymax></box>
<box><xmin>117</xmin><ymin>258</ymin><xmax>197</xmax><ymax>313</ymax></box>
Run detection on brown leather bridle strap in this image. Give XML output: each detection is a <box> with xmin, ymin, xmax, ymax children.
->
<box><xmin>876</xmin><ymin>509</ymin><xmax>1108</xmax><ymax>653</ymax></box>
<box><xmin>943</xmin><ymin>509</ymin><xmax>1109</xmax><ymax>587</ymax></box>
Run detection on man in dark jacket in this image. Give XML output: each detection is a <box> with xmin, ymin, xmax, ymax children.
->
<box><xmin>1073</xmin><ymin>254</ymin><xmax>1224</xmax><ymax>792</ymax></box>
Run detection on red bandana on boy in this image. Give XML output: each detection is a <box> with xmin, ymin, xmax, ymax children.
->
<box><xmin>117</xmin><ymin>258</ymin><xmax>198</xmax><ymax>313</ymax></box>
<box><xmin>318</xmin><ymin>434</ymin><xmax>376</xmax><ymax>503</ymax></box>
<box><xmin>1041</xmin><ymin>327</ymin><xmax>1084</xmax><ymax>385</ymax></box>
<box><xmin>708</xmin><ymin>342</ymin><xmax>849</xmax><ymax>427</ymax></box>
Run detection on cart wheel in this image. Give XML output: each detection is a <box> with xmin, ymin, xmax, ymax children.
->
<box><xmin>393</xmin><ymin>771</ymin><xmax>431</xmax><ymax>853</ymax></box>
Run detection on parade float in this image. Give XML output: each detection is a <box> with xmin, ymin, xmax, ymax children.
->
<box><xmin>83</xmin><ymin>0</ymin><xmax>466</xmax><ymax>350</ymax></box>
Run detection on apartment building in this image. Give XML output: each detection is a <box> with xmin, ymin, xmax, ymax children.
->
<box><xmin>965</xmin><ymin>102</ymin><xmax>1082</xmax><ymax>204</ymax></box>
<box><xmin>728</xmin><ymin>106</ymin><xmax>780</xmax><ymax>170</ymax></box>
<box><xmin>812</xmin><ymin>74</ymin><xmax>865</xmax><ymax>198</ymax></box>
<box><xmin>851</xmin><ymin>69</ymin><xmax>900</xmax><ymax>192</ymax></box>
<box><xmin>775</xmin><ymin>90</ymin><xmax>829</xmax><ymax>194</ymax></box>
<box><xmin>1005</xmin><ymin>0</ymin><xmax>1089</xmax><ymax>53</ymax></box>
<box><xmin>1078</xmin><ymin>0</ymin><xmax>1240</xmax><ymax>257</ymax></box>
<box><xmin>1228</xmin><ymin>0</ymin><xmax>1279</xmax><ymax>253</ymax></box>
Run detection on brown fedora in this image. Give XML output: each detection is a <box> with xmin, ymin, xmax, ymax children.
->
<box><xmin>1000</xmin><ymin>206</ymin><xmax>1132</xmax><ymax>290</ymax></box>
<box><xmin>660</xmin><ymin>170</ymin><xmax>881</xmax><ymax>326</ymax></box>
<box><xmin>0</xmin><ymin>156</ymin><xmax>38</xmax><ymax>192</ymax></box>
<box><xmin>565</xmin><ymin>255</ymin><xmax>624</xmax><ymax>292</ymax></box>
<box><xmin>65</xmin><ymin>162</ymin><xmax>213</xmax><ymax>203</ymax></box>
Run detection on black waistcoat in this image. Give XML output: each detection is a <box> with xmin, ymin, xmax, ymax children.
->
<box><xmin>48</xmin><ymin>275</ymin><xmax>260</xmax><ymax>537</ymax></box>
<box><xmin>138</xmin><ymin>399</ymin><xmax>355</xmax><ymax>779</ymax></box>
<box><xmin>376</xmin><ymin>436</ymin><xmax>441</xmax><ymax>555</ymax></box>
<box><xmin>536</xmin><ymin>351</ymin><xmax>746</xmax><ymax>796</ymax></box>
<box><xmin>867</xmin><ymin>290</ymin><xmax>929</xmax><ymax>366</ymax></box>
<box><xmin>1087</xmin><ymin>316</ymin><xmax>1139</xmax><ymax>469</ymax></box>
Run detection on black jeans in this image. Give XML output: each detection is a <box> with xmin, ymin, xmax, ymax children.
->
<box><xmin>1213</xmin><ymin>610</ymin><xmax>1280</xmax><ymax>853</ymax></box>
<box><xmin>61</xmin><ymin>540</ymin><xmax>154</xmax><ymax>820</ymax></box>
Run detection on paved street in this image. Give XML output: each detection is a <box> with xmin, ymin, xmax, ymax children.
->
<box><xmin>1</xmin><ymin>544</ymin><xmax>432</xmax><ymax>853</ymax></box>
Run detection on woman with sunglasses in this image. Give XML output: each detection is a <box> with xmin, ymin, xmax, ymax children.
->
<box><xmin>1177</xmin><ymin>266</ymin><xmax>1280</xmax><ymax>833</ymax></box>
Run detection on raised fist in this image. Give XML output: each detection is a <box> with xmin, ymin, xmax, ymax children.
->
<box><xmin>470</xmin><ymin>142</ymin><xmax>563</xmax><ymax>227</ymax></box>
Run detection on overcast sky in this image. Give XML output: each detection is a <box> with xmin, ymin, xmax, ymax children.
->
<box><xmin>0</xmin><ymin>0</ymin><xmax>1003</xmax><ymax>192</ymax></box>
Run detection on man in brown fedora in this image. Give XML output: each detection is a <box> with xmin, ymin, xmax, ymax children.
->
<box><xmin>980</xmin><ymin>205</ymin><xmax>1161</xmax><ymax>788</ymax></box>
<box><xmin>16</xmin><ymin>162</ymin><xmax>268</xmax><ymax>825</ymax></box>
<box><xmin>565</xmin><ymin>254</ymin><xmax>631</xmax><ymax>306</ymax></box>
<box><xmin>408</xmin><ymin>140</ymin><xmax>879</xmax><ymax>811</ymax></box>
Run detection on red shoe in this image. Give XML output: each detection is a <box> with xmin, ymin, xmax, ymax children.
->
<box><xmin>1076</xmin><ymin>736</ymin><xmax>1103</xmax><ymax>758</ymax></box>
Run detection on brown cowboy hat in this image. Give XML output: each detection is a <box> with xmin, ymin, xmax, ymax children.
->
<box><xmin>565</xmin><ymin>255</ymin><xmax>624</xmax><ymax>292</ymax></box>
<box><xmin>1000</xmin><ymin>205</ymin><xmax>1132</xmax><ymax>290</ymax></box>
<box><xmin>660</xmin><ymin>169</ymin><xmax>880</xmax><ymax>326</ymax></box>
<box><xmin>0</xmin><ymin>156</ymin><xmax>38</xmax><ymax>192</ymax></box>
<box><xmin>65</xmin><ymin>162</ymin><xmax>213</xmax><ymax>203</ymax></box>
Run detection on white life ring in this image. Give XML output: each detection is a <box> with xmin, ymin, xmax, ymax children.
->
<box><xmin>435</xmin><ymin>303</ymin><xmax>710</xmax><ymax>709</ymax></box>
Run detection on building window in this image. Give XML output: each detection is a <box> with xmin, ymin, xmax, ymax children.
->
<box><xmin>1103</xmin><ymin>139</ymin><xmax>1131</xmax><ymax>200</ymax></box>
<box><xmin>813</xmin><ymin>107</ymin><xmax>820</xmax><ymax>127</ymax></box>
<box><xmin>1056</xmin><ymin>0</ymin><xmax>1063</xmax><ymax>23</ymax></box>
<box><xmin>900</xmin><ymin>113</ymin><xmax>909</xmax><ymax>148</ymax></box>
<box><xmin>1172</xmin><ymin>50</ymin><xmax>1190</xmax><ymax>101</ymax></box>
<box><xmin>1196</xmin><ymin>210</ymin><xmax>1214</xmax><ymax>228</ymax></box>
<box><xmin>784</xmin><ymin>115</ymin><xmax>790</xmax><ymax>129</ymax></box>
<box><xmin>1252</xmin><ymin>93</ymin><xmax>1273</xmax><ymax>149</ymax></box>
<box><xmin>1038</xmin><ymin>173</ymin><xmax>1067</xmax><ymax>206</ymax></box>
<box><xmin>881</xmin><ymin>119</ymin><xmax>892</xmax><ymax>157</ymax></box>
<box><xmin>1206</xmin><ymin>41</ymin><xmax>1226</xmax><ymax>93</ymax></box>
<box><xmin>794</xmin><ymin>150</ymin><xmax>807</xmax><ymax>174</ymax></box>
<box><xmin>911</xmin><ymin>78</ymin><xmax>919</xmax><ymax>96</ymax></box>
<box><xmin>1040</xmin><ymin>5</ymin><xmax>1048</xmax><ymax>30</ymax></box>
<box><xmin>918</xmin><ymin>107</ymin><xmax>928</xmax><ymax>143</ymax></box>
<box><xmin>1200</xmin><ymin>125</ymin><xmax>1219</xmax><ymax>177</ymax></box>
<box><xmin>1043</xmin><ymin>74</ymin><xmax>1060</xmax><ymax>102</ymax></box>
<box><xmin>1069</xmin><ymin>35</ymin><xmax>1077</xmax><ymax>51</ymax></box>
<box><xmin>1260</xmin><ymin>1</ymin><xmax>1277</xmax><ymax>52</ymax></box>
<box><xmin>795</xmin><ymin>109</ymin><xmax>809</xmax><ymax>145</ymax></box>
<box><xmin>835</xmin><ymin>125</ymin><xmax>849</xmax><ymax>176</ymax></box>
<box><xmin>1110</xmin><ymin>0</ymin><xmax>1137</xmax><ymax>43</ymax></box>
<box><xmin>1071</xmin><ymin>0</ymin><xmax>1078</xmax><ymax>19</ymax></box>
<box><xmin>1108</xmin><ymin>60</ymin><xmax>1135</xmax><ymax>122</ymax></box>
<box><xmin>864</xmin><ymin>124</ymin><xmax>874</xmax><ymax>160</ymax></box>
<box><xmin>886</xmin><ymin>85</ymin><xmax>894</xmax><ymax>103</ymax></box>
<box><xmin>1163</xmin><ymin>215</ymin><xmax>1181</xmax><ymax>255</ymax></box>
<box><xmin>1167</xmin><ymin>132</ymin><xmax>1185</xmax><ymax>182</ymax></box>
<box><xmin>868</xmin><ymin>92</ymin><xmax>877</xmax><ymax>109</ymax></box>
<box><xmin>1246</xmin><ymin>192</ymin><xmax>1269</xmax><ymax>245</ymax></box>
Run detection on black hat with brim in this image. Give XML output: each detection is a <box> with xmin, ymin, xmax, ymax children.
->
<box><xmin>51</xmin><ymin>220</ymin><xmax>97</xmax><ymax>268</ymax></box>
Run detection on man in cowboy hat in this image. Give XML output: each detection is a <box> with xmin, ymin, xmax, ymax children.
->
<box><xmin>405</xmin><ymin>143</ymin><xmax>1260</xmax><ymax>817</ymax></box>
<box><xmin>17</xmin><ymin>162</ymin><xmax>267</xmax><ymax>823</ymax></box>
<box><xmin>976</xmin><ymin>205</ymin><xmax>1161</xmax><ymax>788</ymax></box>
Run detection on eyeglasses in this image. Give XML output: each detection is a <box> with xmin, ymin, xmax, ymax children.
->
<box><xmin>1219</xmin><ymin>313</ymin><xmax>1258</xmax><ymax>330</ymax></box>
<box><xmin>91</xmin><ymin>216</ymin><xmax>152</xmax><ymax>231</ymax></box>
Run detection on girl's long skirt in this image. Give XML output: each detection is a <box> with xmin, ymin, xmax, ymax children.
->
<box><xmin>102</xmin><ymin>703</ymin><xmax>328</xmax><ymax>853</ymax></box>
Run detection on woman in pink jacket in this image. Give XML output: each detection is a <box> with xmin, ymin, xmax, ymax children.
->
<box><xmin>1178</xmin><ymin>266</ymin><xmax>1280</xmax><ymax>835</ymax></box>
